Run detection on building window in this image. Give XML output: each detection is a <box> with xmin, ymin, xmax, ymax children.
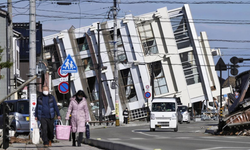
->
<box><xmin>110</xmin><ymin>29</ymin><xmax>127</xmax><ymax>63</ymax></box>
<box><xmin>76</xmin><ymin>36</ymin><xmax>89</xmax><ymax>51</ymax></box>
<box><xmin>137</xmin><ymin>22</ymin><xmax>158</xmax><ymax>56</ymax></box>
<box><xmin>44</xmin><ymin>44</ymin><xmax>61</xmax><ymax>79</ymax></box>
<box><xmin>120</xmin><ymin>69</ymin><xmax>138</xmax><ymax>103</ymax></box>
<box><xmin>170</xmin><ymin>15</ymin><xmax>192</xmax><ymax>49</ymax></box>
<box><xmin>180</xmin><ymin>51</ymin><xmax>200</xmax><ymax>85</ymax></box>
<box><xmin>151</xmin><ymin>61</ymin><xmax>169</xmax><ymax>95</ymax></box>
<box><xmin>82</xmin><ymin>57</ymin><xmax>93</xmax><ymax>71</ymax></box>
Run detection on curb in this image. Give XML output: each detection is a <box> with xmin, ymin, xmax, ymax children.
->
<box><xmin>83</xmin><ymin>138</ymin><xmax>142</xmax><ymax>150</ymax></box>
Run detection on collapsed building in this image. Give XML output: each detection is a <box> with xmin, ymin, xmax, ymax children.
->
<box><xmin>43</xmin><ymin>4</ymin><xmax>230</xmax><ymax>122</ymax></box>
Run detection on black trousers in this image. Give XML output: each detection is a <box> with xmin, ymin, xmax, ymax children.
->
<box><xmin>124</xmin><ymin>117</ymin><xmax>128</xmax><ymax>124</ymax></box>
<box><xmin>40</xmin><ymin>118</ymin><xmax>54</xmax><ymax>145</ymax></box>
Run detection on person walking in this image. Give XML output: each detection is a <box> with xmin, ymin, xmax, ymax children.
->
<box><xmin>65</xmin><ymin>90</ymin><xmax>90</xmax><ymax>147</ymax></box>
<box><xmin>35</xmin><ymin>86</ymin><xmax>61</xmax><ymax>147</ymax></box>
<box><xmin>123</xmin><ymin>108</ymin><xmax>129</xmax><ymax>124</ymax></box>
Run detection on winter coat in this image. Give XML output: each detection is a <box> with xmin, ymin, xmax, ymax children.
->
<box><xmin>65</xmin><ymin>97</ymin><xmax>90</xmax><ymax>132</ymax></box>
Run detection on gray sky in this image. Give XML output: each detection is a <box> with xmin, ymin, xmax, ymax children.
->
<box><xmin>3</xmin><ymin>0</ymin><xmax>250</xmax><ymax>79</ymax></box>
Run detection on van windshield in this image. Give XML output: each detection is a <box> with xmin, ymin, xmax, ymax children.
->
<box><xmin>17</xmin><ymin>101</ymin><xmax>29</xmax><ymax>114</ymax></box>
<box><xmin>152</xmin><ymin>102</ymin><xmax>175</xmax><ymax>112</ymax></box>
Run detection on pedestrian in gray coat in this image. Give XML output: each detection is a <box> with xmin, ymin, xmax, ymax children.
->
<box><xmin>65</xmin><ymin>90</ymin><xmax>90</xmax><ymax>147</ymax></box>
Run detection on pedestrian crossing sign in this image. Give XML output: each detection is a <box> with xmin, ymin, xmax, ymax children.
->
<box><xmin>61</xmin><ymin>54</ymin><xmax>78</xmax><ymax>73</ymax></box>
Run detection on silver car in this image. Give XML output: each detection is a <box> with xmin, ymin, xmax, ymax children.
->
<box><xmin>0</xmin><ymin>99</ymin><xmax>30</xmax><ymax>136</ymax></box>
<box><xmin>178</xmin><ymin>105</ymin><xmax>190</xmax><ymax>123</ymax></box>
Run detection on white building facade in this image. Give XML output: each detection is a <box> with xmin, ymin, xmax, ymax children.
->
<box><xmin>43</xmin><ymin>5</ymin><xmax>227</xmax><ymax>122</ymax></box>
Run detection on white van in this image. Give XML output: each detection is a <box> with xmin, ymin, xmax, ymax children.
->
<box><xmin>150</xmin><ymin>98</ymin><xmax>178</xmax><ymax>132</ymax></box>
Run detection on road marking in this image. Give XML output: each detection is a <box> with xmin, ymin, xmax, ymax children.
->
<box><xmin>223</xmin><ymin>136</ymin><xmax>238</xmax><ymax>139</ymax></box>
<box><xmin>155</xmin><ymin>137</ymin><xmax>170</xmax><ymax>139</ymax></box>
<box><xmin>131</xmin><ymin>138</ymin><xmax>145</xmax><ymax>140</ymax></box>
<box><xmin>175</xmin><ymin>137</ymin><xmax>191</xmax><ymax>139</ymax></box>
<box><xmin>197</xmin><ymin>147</ymin><xmax>250</xmax><ymax>150</ymax></box>
<box><xmin>201</xmin><ymin>137</ymin><xmax>216</xmax><ymax>139</ymax></box>
<box><xmin>107</xmin><ymin>138</ymin><xmax>121</xmax><ymax>141</ymax></box>
<box><xmin>132</xmin><ymin>129</ymin><xmax>158</xmax><ymax>137</ymax></box>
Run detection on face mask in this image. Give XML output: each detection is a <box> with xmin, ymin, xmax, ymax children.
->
<box><xmin>77</xmin><ymin>96</ymin><xmax>83</xmax><ymax>100</ymax></box>
<box><xmin>43</xmin><ymin>91</ymin><xmax>49</xmax><ymax>95</ymax></box>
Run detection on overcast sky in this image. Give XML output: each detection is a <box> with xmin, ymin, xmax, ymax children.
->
<box><xmin>2</xmin><ymin>0</ymin><xmax>250</xmax><ymax>79</ymax></box>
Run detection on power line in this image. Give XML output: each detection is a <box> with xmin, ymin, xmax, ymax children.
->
<box><xmin>78</xmin><ymin>0</ymin><xmax>250</xmax><ymax>4</ymax></box>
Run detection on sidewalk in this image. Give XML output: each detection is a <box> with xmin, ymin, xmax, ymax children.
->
<box><xmin>7</xmin><ymin>140</ymin><xmax>102</xmax><ymax>150</ymax></box>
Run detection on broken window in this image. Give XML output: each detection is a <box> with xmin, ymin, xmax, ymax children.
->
<box><xmin>82</xmin><ymin>57</ymin><xmax>93</xmax><ymax>71</ymax></box>
<box><xmin>137</xmin><ymin>22</ymin><xmax>158</xmax><ymax>56</ymax></box>
<box><xmin>87</xmin><ymin>77</ymin><xmax>100</xmax><ymax>117</ymax></box>
<box><xmin>110</xmin><ymin>29</ymin><xmax>127</xmax><ymax>63</ymax></box>
<box><xmin>180</xmin><ymin>51</ymin><xmax>200</xmax><ymax>85</ymax></box>
<box><xmin>151</xmin><ymin>61</ymin><xmax>169</xmax><ymax>95</ymax></box>
<box><xmin>76</xmin><ymin>36</ymin><xmax>89</xmax><ymax>51</ymax></box>
<box><xmin>170</xmin><ymin>15</ymin><xmax>191</xmax><ymax>49</ymax></box>
<box><xmin>120</xmin><ymin>69</ymin><xmax>138</xmax><ymax>102</ymax></box>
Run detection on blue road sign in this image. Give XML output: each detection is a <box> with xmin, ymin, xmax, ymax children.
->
<box><xmin>144</xmin><ymin>92</ymin><xmax>151</xmax><ymax>98</ymax></box>
<box><xmin>61</xmin><ymin>54</ymin><xmax>78</xmax><ymax>73</ymax></box>
<box><xmin>58</xmin><ymin>82</ymin><xmax>69</xmax><ymax>94</ymax></box>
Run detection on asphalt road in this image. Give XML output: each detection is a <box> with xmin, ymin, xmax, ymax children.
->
<box><xmin>90</xmin><ymin>121</ymin><xmax>250</xmax><ymax>150</ymax></box>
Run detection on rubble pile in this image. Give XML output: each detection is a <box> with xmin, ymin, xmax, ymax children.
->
<box><xmin>218</xmin><ymin>129</ymin><xmax>250</xmax><ymax>136</ymax></box>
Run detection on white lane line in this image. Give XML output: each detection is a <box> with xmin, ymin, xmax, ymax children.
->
<box><xmin>107</xmin><ymin>138</ymin><xmax>121</xmax><ymax>141</ymax></box>
<box><xmin>132</xmin><ymin>129</ymin><xmax>158</xmax><ymax>137</ymax></box>
<box><xmin>155</xmin><ymin>137</ymin><xmax>170</xmax><ymax>139</ymax></box>
<box><xmin>201</xmin><ymin>137</ymin><xmax>216</xmax><ymax>139</ymax></box>
<box><xmin>175</xmin><ymin>137</ymin><xmax>192</xmax><ymax>139</ymax></box>
<box><xmin>197</xmin><ymin>147</ymin><xmax>250</xmax><ymax>150</ymax></box>
<box><xmin>131</xmin><ymin>138</ymin><xmax>145</xmax><ymax>140</ymax></box>
<box><xmin>222</xmin><ymin>136</ymin><xmax>238</xmax><ymax>139</ymax></box>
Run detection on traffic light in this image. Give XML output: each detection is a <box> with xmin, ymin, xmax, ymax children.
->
<box><xmin>230</xmin><ymin>57</ymin><xmax>243</xmax><ymax>76</ymax></box>
<box><xmin>2</xmin><ymin>103</ymin><xmax>10</xmax><ymax>149</ymax></box>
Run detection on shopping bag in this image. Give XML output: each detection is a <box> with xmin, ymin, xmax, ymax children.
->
<box><xmin>32</xmin><ymin>121</ymin><xmax>40</xmax><ymax>144</ymax></box>
<box><xmin>56</xmin><ymin>120</ymin><xmax>71</xmax><ymax>140</ymax></box>
<box><xmin>85</xmin><ymin>122</ymin><xmax>90</xmax><ymax>139</ymax></box>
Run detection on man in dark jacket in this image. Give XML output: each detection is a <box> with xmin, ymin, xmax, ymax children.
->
<box><xmin>35</xmin><ymin>86</ymin><xmax>61</xmax><ymax>147</ymax></box>
<box><xmin>123</xmin><ymin>108</ymin><xmax>129</xmax><ymax>124</ymax></box>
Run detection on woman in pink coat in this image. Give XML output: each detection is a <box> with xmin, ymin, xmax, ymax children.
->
<box><xmin>65</xmin><ymin>90</ymin><xmax>90</xmax><ymax>147</ymax></box>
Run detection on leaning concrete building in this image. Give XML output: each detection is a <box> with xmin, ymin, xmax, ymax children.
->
<box><xmin>43</xmin><ymin>4</ymin><xmax>230</xmax><ymax>122</ymax></box>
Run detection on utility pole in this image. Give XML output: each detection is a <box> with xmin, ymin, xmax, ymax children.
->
<box><xmin>113</xmin><ymin>0</ymin><xmax>119</xmax><ymax>126</ymax></box>
<box><xmin>7</xmin><ymin>0</ymin><xmax>13</xmax><ymax>99</ymax></box>
<box><xmin>29</xmin><ymin>0</ymin><xmax>37</xmax><ymax>141</ymax></box>
<box><xmin>97</xmin><ymin>23</ymin><xmax>103</xmax><ymax>123</ymax></box>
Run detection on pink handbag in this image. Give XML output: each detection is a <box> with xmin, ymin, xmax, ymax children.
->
<box><xmin>56</xmin><ymin>120</ymin><xmax>71</xmax><ymax>140</ymax></box>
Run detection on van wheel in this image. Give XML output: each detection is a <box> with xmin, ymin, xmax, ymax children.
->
<box><xmin>174</xmin><ymin>126</ymin><xmax>178</xmax><ymax>132</ymax></box>
<box><xmin>150</xmin><ymin>128</ymin><xmax>155</xmax><ymax>132</ymax></box>
<box><xmin>187</xmin><ymin>121</ymin><xmax>190</xmax><ymax>124</ymax></box>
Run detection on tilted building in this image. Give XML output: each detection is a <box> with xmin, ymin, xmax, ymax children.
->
<box><xmin>43</xmin><ymin>4</ymin><xmax>229</xmax><ymax>122</ymax></box>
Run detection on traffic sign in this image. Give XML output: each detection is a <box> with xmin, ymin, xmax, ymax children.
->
<box><xmin>215</xmin><ymin>58</ymin><xmax>227</xmax><ymax>71</ymax></box>
<box><xmin>144</xmin><ymin>92</ymin><xmax>151</xmax><ymax>98</ymax></box>
<box><xmin>58</xmin><ymin>82</ymin><xmax>69</xmax><ymax>94</ymax></box>
<box><xmin>61</xmin><ymin>54</ymin><xmax>78</xmax><ymax>73</ymax></box>
<box><xmin>58</xmin><ymin>66</ymin><xmax>68</xmax><ymax>77</ymax></box>
<box><xmin>146</xmin><ymin>85</ymin><xmax>150</xmax><ymax>89</ymax></box>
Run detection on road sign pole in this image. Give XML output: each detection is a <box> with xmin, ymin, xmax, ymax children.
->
<box><xmin>218</xmin><ymin>64</ymin><xmax>223</xmax><ymax>132</ymax></box>
<box><xmin>68</xmin><ymin>73</ymin><xmax>71</xmax><ymax>105</ymax></box>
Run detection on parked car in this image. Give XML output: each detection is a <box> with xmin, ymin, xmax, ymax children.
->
<box><xmin>178</xmin><ymin>105</ymin><xmax>190</xmax><ymax>123</ymax></box>
<box><xmin>177</xmin><ymin>108</ymin><xmax>183</xmax><ymax>124</ymax></box>
<box><xmin>0</xmin><ymin>99</ymin><xmax>30</xmax><ymax>136</ymax></box>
